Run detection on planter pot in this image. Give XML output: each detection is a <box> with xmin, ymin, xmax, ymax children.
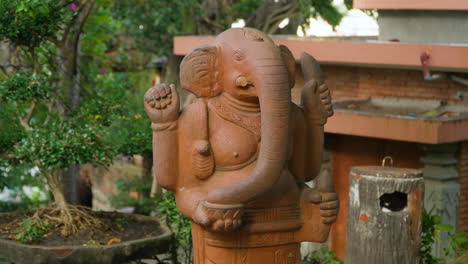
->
<box><xmin>0</xmin><ymin>212</ymin><xmax>172</xmax><ymax>264</ymax></box>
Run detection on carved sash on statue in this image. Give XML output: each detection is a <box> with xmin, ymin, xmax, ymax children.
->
<box><xmin>144</xmin><ymin>28</ymin><xmax>338</xmax><ymax>264</ymax></box>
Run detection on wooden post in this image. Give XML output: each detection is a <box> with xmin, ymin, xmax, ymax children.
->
<box><xmin>345</xmin><ymin>164</ymin><xmax>424</xmax><ymax>264</ymax></box>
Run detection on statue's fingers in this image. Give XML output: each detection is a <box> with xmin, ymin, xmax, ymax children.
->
<box><xmin>160</xmin><ymin>101</ymin><xmax>167</xmax><ymax>109</ymax></box>
<box><xmin>163</xmin><ymin>84</ymin><xmax>171</xmax><ymax>96</ymax></box>
<box><xmin>155</xmin><ymin>87</ymin><xmax>166</xmax><ymax>99</ymax></box>
<box><xmin>169</xmin><ymin>84</ymin><xmax>176</xmax><ymax>93</ymax></box>
<box><xmin>169</xmin><ymin>84</ymin><xmax>179</xmax><ymax>105</ymax></box>
<box><xmin>154</xmin><ymin>101</ymin><xmax>161</xmax><ymax>109</ymax></box>
<box><xmin>213</xmin><ymin>220</ymin><xmax>224</xmax><ymax>232</ymax></box>
<box><xmin>322</xmin><ymin>98</ymin><xmax>332</xmax><ymax>106</ymax></box>
<box><xmin>322</xmin><ymin>216</ymin><xmax>337</xmax><ymax>224</ymax></box>
<box><xmin>224</xmin><ymin>209</ymin><xmax>234</xmax><ymax>219</ymax></box>
<box><xmin>321</xmin><ymin>97</ymin><xmax>331</xmax><ymax>104</ymax></box>
<box><xmin>320</xmin><ymin>208</ymin><xmax>339</xmax><ymax>217</ymax></box>
<box><xmin>151</xmin><ymin>87</ymin><xmax>162</xmax><ymax>100</ymax></box>
<box><xmin>320</xmin><ymin>90</ymin><xmax>330</xmax><ymax>100</ymax></box>
<box><xmin>160</xmin><ymin>88</ymin><xmax>168</xmax><ymax>98</ymax></box>
<box><xmin>307</xmin><ymin>190</ymin><xmax>322</xmax><ymax>204</ymax></box>
<box><xmin>198</xmin><ymin>216</ymin><xmax>210</xmax><ymax>226</ymax></box>
<box><xmin>318</xmin><ymin>84</ymin><xmax>328</xmax><ymax>93</ymax></box>
<box><xmin>224</xmin><ymin>219</ymin><xmax>233</xmax><ymax>231</ymax></box>
<box><xmin>320</xmin><ymin>200</ymin><xmax>339</xmax><ymax>210</ymax></box>
<box><xmin>321</xmin><ymin>192</ymin><xmax>338</xmax><ymax>202</ymax></box>
<box><xmin>233</xmin><ymin>219</ymin><xmax>242</xmax><ymax>229</ymax></box>
<box><xmin>194</xmin><ymin>206</ymin><xmax>210</xmax><ymax>226</ymax></box>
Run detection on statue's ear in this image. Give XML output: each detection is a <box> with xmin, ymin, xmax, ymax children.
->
<box><xmin>180</xmin><ymin>44</ymin><xmax>222</xmax><ymax>98</ymax></box>
<box><xmin>279</xmin><ymin>45</ymin><xmax>296</xmax><ymax>88</ymax></box>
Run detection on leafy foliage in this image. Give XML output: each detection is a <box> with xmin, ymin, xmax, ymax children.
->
<box><xmin>153</xmin><ymin>192</ymin><xmax>192</xmax><ymax>247</ymax></box>
<box><xmin>441</xmin><ymin>225</ymin><xmax>468</xmax><ymax>259</ymax></box>
<box><xmin>299</xmin><ymin>0</ymin><xmax>344</xmax><ymax>29</ymax></box>
<box><xmin>112</xmin><ymin>0</ymin><xmax>202</xmax><ymax>56</ymax></box>
<box><xmin>15</xmin><ymin>120</ymin><xmax>113</xmax><ymax>170</ymax></box>
<box><xmin>0</xmin><ymin>0</ymin><xmax>68</xmax><ymax>48</ymax></box>
<box><xmin>0</xmin><ymin>0</ymin><xmax>144</xmax><ymax>207</ymax></box>
<box><xmin>111</xmin><ymin>180</ymin><xmax>192</xmax><ymax>263</ymax></box>
<box><xmin>420</xmin><ymin>210</ymin><xmax>468</xmax><ymax>263</ymax></box>
<box><xmin>420</xmin><ymin>210</ymin><xmax>443</xmax><ymax>264</ymax></box>
<box><xmin>110</xmin><ymin>178</ymin><xmax>155</xmax><ymax>215</ymax></box>
<box><xmin>231</xmin><ymin>0</ymin><xmax>262</xmax><ymax>15</ymax></box>
<box><xmin>0</xmin><ymin>104</ymin><xmax>26</xmax><ymax>153</ymax></box>
<box><xmin>0</xmin><ymin>71</ymin><xmax>51</xmax><ymax>102</ymax></box>
<box><xmin>153</xmin><ymin>191</ymin><xmax>192</xmax><ymax>263</ymax></box>
<box><xmin>302</xmin><ymin>247</ymin><xmax>342</xmax><ymax>264</ymax></box>
<box><xmin>14</xmin><ymin>217</ymin><xmax>54</xmax><ymax>243</ymax></box>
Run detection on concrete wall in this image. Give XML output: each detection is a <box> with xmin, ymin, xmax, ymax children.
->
<box><xmin>378</xmin><ymin>10</ymin><xmax>468</xmax><ymax>44</ymax></box>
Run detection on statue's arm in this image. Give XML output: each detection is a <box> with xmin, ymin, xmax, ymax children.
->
<box><xmin>152</xmin><ymin>122</ymin><xmax>178</xmax><ymax>191</ymax></box>
<box><xmin>290</xmin><ymin>98</ymin><xmax>325</xmax><ymax>182</ymax></box>
<box><xmin>289</xmin><ymin>103</ymin><xmax>307</xmax><ymax>182</ymax></box>
<box><xmin>144</xmin><ymin>83</ymin><xmax>180</xmax><ymax>191</ymax></box>
<box><xmin>299</xmin><ymin>52</ymin><xmax>333</xmax><ymax>182</ymax></box>
<box><xmin>302</xmin><ymin>96</ymin><xmax>325</xmax><ymax>183</ymax></box>
<box><xmin>175</xmin><ymin>188</ymin><xmax>206</xmax><ymax>222</ymax></box>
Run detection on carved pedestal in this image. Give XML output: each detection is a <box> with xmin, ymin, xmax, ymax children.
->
<box><xmin>420</xmin><ymin>143</ymin><xmax>460</xmax><ymax>258</ymax></box>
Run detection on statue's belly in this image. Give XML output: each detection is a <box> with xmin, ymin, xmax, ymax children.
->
<box><xmin>209</xmin><ymin>114</ymin><xmax>258</xmax><ymax>169</ymax></box>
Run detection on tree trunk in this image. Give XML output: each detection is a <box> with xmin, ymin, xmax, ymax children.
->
<box><xmin>57</xmin><ymin>33</ymin><xmax>82</xmax><ymax>205</ymax></box>
<box><xmin>0</xmin><ymin>40</ymin><xmax>27</xmax><ymax>75</ymax></box>
<box><xmin>195</xmin><ymin>0</ymin><xmax>232</xmax><ymax>35</ymax></box>
<box><xmin>345</xmin><ymin>166</ymin><xmax>424</xmax><ymax>264</ymax></box>
<box><xmin>246</xmin><ymin>0</ymin><xmax>299</xmax><ymax>34</ymax></box>
<box><xmin>141</xmin><ymin>150</ymin><xmax>154</xmax><ymax>198</ymax></box>
<box><xmin>56</xmin><ymin>1</ymin><xmax>95</xmax><ymax>205</ymax></box>
<box><xmin>46</xmin><ymin>169</ymin><xmax>68</xmax><ymax>208</ymax></box>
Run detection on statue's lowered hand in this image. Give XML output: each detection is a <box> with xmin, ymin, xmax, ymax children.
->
<box><xmin>144</xmin><ymin>83</ymin><xmax>180</xmax><ymax>123</ymax></box>
<box><xmin>302</xmin><ymin>188</ymin><xmax>339</xmax><ymax>225</ymax></box>
<box><xmin>193</xmin><ymin>201</ymin><xmax>244</xmax><ymax>232</ymax></box>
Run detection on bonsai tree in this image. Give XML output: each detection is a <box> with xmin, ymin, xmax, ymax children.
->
<box><xmin>0</xmin><ymin>0</ymin><xmax>115</xmax><ymax>235</ymax></box>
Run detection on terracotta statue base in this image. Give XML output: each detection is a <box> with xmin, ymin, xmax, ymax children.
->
<box><xmin>192</xmin><ymin>198</ymin><xmax>331</xmax><ymax>264</ymax></box>
<box><xmin>193</xmin><ymin>224</ymin><xmax>301</xmax><ymax>264</ymax></box>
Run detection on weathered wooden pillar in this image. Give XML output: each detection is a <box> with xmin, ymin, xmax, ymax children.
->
<box><xmin>345</xmin><ymin>163</ymin><xmax>424</xmax><ymax>264</ymax></box>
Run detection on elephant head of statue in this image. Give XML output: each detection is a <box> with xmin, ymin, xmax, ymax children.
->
<box><xmin>179</xmin><ymin>27</ymin><xmax>296</xmax><ymax>206</ymax></box>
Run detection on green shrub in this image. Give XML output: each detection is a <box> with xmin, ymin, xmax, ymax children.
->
<box><xmin>14</xmin><ymin>217</ymin><xmax>54</xmax><ymax>244</ymax></box>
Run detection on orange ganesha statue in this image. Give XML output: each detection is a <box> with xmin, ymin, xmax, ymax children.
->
<box><xmin>144</xmin><ymin>27</ymin><xmax>338</xmax><ymax>264</ymax></box>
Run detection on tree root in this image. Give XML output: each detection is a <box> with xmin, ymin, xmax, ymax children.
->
<box><xmin>31</xmin><ymin>204</ymin><xmax>106</xmax><ymax>236</ymax></box>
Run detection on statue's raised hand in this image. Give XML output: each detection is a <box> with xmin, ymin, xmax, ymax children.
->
<box><xmin>300</xmin><ymin>52</ymin><xmax>333</xmax><ymax>124</ymax></box>
<box><xmin>144</xmin><ymin>83</ymin><xmax>180</xmax><ymax>123</ymax></box>
<box><xmin>301</xmin><ymin>80</ymin><xmax>333</xmax><ymax>124</ymax></box>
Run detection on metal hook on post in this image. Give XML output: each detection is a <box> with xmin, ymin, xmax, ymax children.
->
<box><xmin>382</xmin><ymin>156</ymin><xmax>394</xmax><ymax>167</ymax></box>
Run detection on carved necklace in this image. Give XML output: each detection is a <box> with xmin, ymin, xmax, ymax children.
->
<box><xmin>209</xmin><ymin>93</ymin><xmax>261</xmax><ymax>141</ymax></box>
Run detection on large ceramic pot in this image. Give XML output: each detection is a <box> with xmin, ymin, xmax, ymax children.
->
<box><xmin>0</xmin><ymin>212</ymin><xmax>172</xmax><ymax>264</ymax></box>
